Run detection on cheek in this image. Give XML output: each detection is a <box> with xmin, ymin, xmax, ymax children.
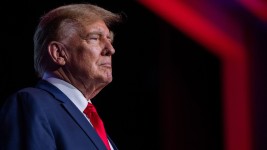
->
<box><xmin>70</xmin><ymin>45</ymin><xmax>102</xmax><ymax>71</ymax></box>
<box><xmin>78</xmin><ymin>53</ymin><xmax>100</xmax><ymax>75</ymax></box>
<box><xmin>74</xmin><ymin>47</ymin><xmax>95</xmax><ymax>65</ymax></box>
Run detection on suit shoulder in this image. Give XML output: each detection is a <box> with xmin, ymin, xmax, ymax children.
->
<box><xmin>2</xmin><ymin>87</ymin><xmax>55</xmax><ymax>109</ymax></box>
<box><xmin>13</xmin><ymin>87</ymin><xmax>53</xmax><ymax>100</ymax></box>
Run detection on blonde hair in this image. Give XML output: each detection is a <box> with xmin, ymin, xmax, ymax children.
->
<box><xmin>33</xmin><ymin>3</ymin><xmax>122</xmax><ymax>77</ymax></box>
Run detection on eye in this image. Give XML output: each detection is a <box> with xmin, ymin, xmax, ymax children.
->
<box><xmin>88</xmin><ymin>34</ymin><xmax>100</xmax><ymax>41</ymax></box>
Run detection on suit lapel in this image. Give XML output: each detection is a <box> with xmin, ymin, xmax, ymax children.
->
<box><xmin>62</xmin><ymin>102</ymin><xmax>108</xmax><ymax>150</ymax></box>
<box><xmin>36</xmin><ymin>80</ymin><xmax>108</xmax><ymax>150</ymax></box>
<box><xmin>108</xmin><ymin>136</ymin><xmax>118</xmax><ymax>150</ymax></box>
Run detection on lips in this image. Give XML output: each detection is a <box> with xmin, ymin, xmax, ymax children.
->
<box><xmin>100</xmin><ymin>62</ymin><xmax>112</xmax><ymax>68</ymax></box>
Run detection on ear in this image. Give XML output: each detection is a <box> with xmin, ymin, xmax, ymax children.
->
<box><xmin>48</xmin><ymin>41</ymin><xmax>67</xmax><ymax>65</ymax></box>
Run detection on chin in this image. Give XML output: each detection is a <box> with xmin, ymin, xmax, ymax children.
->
<box><xmin>97</xmin><ymin>71</ymin><xmax>113</xmax><ymax>84</ymax></box>
<box><xmin>99</xmin><ymin>75</ymin><xmax>112</xmax><ymax>84</ymax></box>
<box><xmin>105</xmin><ymin>71</ymin><xmax>113</xmax><ymax>82</ymax></box>
<box><xmin>105</xmin><ymin>77</ymin><xmax>113</xmax><ymax>83</ymax></box>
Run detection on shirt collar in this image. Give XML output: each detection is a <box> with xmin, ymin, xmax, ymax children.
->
<box><xmin>43</xmin><ymin>76</ymin><xmax>90</xmax><ymax>112</ymax></box>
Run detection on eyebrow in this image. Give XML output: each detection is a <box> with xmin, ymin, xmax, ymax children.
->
<box><xmin>86</xmin><ymin>31</ymin><xmax>114</xmax><ymax>42</ymax></box>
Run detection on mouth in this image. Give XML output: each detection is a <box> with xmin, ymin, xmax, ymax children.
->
<box><xmin>100</xmin><ymin>63</ymin><xmax>112</xmax><ymax>68</ymax></box>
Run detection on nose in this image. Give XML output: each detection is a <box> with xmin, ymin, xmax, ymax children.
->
<box><xmin>102</xmin><ymin>38</ymin><xmax>115</xmax><ymax>56</ymax></box>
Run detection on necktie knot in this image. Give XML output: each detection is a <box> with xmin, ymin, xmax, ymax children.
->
<box><xmin>84</xmin><ymin>103</ymin><xmax>97</xmax><ymax>113</ymax></box>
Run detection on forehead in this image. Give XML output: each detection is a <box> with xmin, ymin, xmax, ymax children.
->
<box><xmin>84</xmin><ymin>20</ymin><xmax>110</xmax><ymax>33</ymax></box>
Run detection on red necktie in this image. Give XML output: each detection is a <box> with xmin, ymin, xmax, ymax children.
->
<box><xmin>83</xmin><ymin>103</ymin><xmax>111</xmax><ymax>150</ymax></box>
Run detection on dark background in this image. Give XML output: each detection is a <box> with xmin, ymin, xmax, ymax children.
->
<box><xmin>1</xmin><ymin>0</ymin><xmax>266</xmax><ymax>150</ymax></box>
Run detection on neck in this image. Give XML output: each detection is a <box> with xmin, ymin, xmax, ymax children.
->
<box><xmin>42</xmin><ymin>70</ymin><xmax>106</xmax><ymax>99</ymax></box>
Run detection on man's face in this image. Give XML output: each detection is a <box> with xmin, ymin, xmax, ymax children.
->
<box><xmin>63</xmin><ymin>20</ymin><xmax>115</xmax><ymax>86</ymax></box>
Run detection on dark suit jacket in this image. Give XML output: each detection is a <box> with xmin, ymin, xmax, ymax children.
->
<box><xmin>0</xmin><ymin>80</ymin><xmax>118</xmax><ymax>150</ymax></box>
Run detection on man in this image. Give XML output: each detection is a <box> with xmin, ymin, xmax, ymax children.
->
<box><xmin>0</xmin><ymin>3</ymin><xmax>122</xmax><ymax>150</ymax></box>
